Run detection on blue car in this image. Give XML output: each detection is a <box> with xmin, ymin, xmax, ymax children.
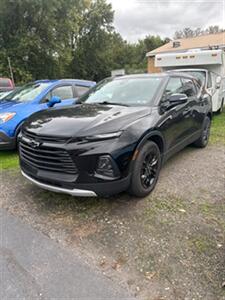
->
<box><xmin>0</xmin><ymin>79</ymin><xmax>96</xmax><ymax>150</ymax></box>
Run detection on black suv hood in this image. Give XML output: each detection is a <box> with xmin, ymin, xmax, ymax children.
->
<box><xmin>23</xmin><ymin>104</ymin><xmax>152</xmax><ymax>137</ymax></box>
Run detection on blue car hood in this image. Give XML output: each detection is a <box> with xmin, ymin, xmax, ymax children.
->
<box><xmin>0</xmin><ymin>100</ymin><xmax>30</xmax><ymax>113</ymax></box>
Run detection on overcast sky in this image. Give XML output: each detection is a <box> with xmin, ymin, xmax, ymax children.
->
<box><xmin>107</xmin><ymin>0</ymin><xmax>225</xmax><ymax>42</ymax></box>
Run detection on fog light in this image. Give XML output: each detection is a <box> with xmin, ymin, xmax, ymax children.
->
<box><xmin>95</xmin><ymin>155</ymin><xmax>120</xmax><ymax>179</ymax></box>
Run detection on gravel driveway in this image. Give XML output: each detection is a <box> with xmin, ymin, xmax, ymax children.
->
<box><xmin>1</xmin><ymin>144</ymin><xmax>225</xmax><ymax>299</ymax></box>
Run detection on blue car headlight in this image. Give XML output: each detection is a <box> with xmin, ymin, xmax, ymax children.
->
<box><xmin>0</xmin><ymin>112</ymin><xmax>16</xmax><ymax>124</ymax></box>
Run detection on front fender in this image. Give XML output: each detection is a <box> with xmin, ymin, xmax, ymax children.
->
<box><xmin>135</xmin><ymin>130</ymin><xmax>165</xmax><ymax>153</ymax></box>
<box><xmin>128</xmin><ymin>130</ymin><xmax>166</xmax><ymax>174</ymax></box>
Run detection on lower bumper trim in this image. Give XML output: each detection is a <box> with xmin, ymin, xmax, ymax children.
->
<box><xmin>21</xmin><ymin>171</ymin><xmax>97</xmax><ymax>197</ymax></box>
<box><xmin>0</xmin><ymin>131</ymin><xmax>16</xmax><ymax>150</ymax></box>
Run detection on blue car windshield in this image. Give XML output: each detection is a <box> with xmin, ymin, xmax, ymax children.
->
<box><xmin>81</xmin><ymin>77</ymin><xmax>163</xmax><ymax>107</ymax></box>
<box><xmin>3</xmin><ymin>82</ymin><xmax>51</xmax><ymax>102</ymax></box>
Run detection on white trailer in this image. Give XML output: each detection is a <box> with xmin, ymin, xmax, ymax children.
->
<box><xmin>155</xmin><ymin>49</ymin><xmax>225</xmax><ymax>113</ymax></box>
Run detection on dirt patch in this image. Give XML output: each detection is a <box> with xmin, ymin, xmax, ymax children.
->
<box><xmin>1</xmin><ymin>145</ymin><xmax>225</xmax><ymax>299</ymax></box>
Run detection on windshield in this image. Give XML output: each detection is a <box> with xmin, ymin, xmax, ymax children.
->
<box><xmin>80</xmin><ymin>77</ymin><xmax>163</xmax><ymax>107</ymax></box>
<box><xmin>3</xmin><ymin>82</ymin><xmax>51</xmax><ymax>102</ymax></box>
<box><xmin>0</xmin><ymin>91</ymin><xmax>11</xmax><ymax>99</ymax></box>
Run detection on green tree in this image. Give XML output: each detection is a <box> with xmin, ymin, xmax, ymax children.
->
<box><xmin>0</xmin><ymin>0</ymin><xmax>89</xmax><ymax>84</ymax></box>
<box><xmin>0</xmin><ymin>0</ymin><xmax>169</xmax><ymax>84</ymax></box>
<box><xmin>71</xmin><ymin>0</ymin><xmax>114</xmax><ymax>81</ymax></box>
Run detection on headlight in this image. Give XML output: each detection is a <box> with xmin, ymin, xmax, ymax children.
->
<box><xmin>0</xmin><ymin>112</ymin><xmax>16</xmax><ymax>124</ymax></box>
<box><xmin>85</xmin><ymin>131</ymin><xmax>122</xmax><ymax>141</ymax></box>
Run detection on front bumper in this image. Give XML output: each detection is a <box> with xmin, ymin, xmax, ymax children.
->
<box><xmin>21</xmin><ymin>170</ymin><xmax>131</xmax><ymax>197</ymax></box>
<box><xmin>0</xmin><ymin>131</ymin><xmax>16</xmax><ymax>150</ymax></box>
<box><xmin>21</xmin><ymin>171</ymin><xmax>97</xmax><ymax>197</ymax></box>
<box><xmin>19</xmin><ymin>132</ymin><xmax>134</xmax><ymax>197</ymax></box>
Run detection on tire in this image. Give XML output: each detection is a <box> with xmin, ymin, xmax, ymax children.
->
<box><xmin>128</xmin><ymin>141</ymin><xmax>162</xmax><ymax>198</ymax></box>
<box><xmin>193</xmin><ymin>116</ymin><xmax>211</xmax><ymax>148</ymax></box>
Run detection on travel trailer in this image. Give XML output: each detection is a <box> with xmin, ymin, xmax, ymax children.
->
<box><xmin>155</xmin><ymin>49</ymin><xmax>225</xmax><ymax>113</ymax></box>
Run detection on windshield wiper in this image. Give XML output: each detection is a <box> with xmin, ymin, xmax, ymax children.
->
<box><xmin>95</xmin><ymin>101</ymin><xmax>129</xmax><ymax>107</ymax></box>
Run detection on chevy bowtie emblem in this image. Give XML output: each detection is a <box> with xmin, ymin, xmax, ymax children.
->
<box><xmin>29</xmin><ymin>139</ymin><xmax>41</xmax><ymax>148</ymax></box>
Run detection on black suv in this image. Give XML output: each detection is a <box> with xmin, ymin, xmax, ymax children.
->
<box><xmin>19</xmin><ymin>73</ymin><xmax>212</xmax><ymax>198</ymax></box>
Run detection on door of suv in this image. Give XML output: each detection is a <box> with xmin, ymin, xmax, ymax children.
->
<box><xmin>158</xmin><ymin>76</ymin><xmax>195</xmax><ymax>154</ymax></box>
<box><xmin>181</xmin><ymin>77</ymin><xmax>203</xmax><ymax>135</ymax></box>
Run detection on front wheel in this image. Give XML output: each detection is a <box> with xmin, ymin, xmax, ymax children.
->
<box><xmin>193</xmin><ymin>116</ymin><xmax>211</xmax><ymax>148</ymax></box>
<box><xmin>128</xmin><ymin>141</ymin><xmax>161</xmax><ymax>198</ymax></box>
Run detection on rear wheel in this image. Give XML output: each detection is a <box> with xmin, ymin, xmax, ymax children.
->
<box><xmin>128</xmin><ymin>141</ymin><xmax>161</xmax><ymax>198</ymax></box>
<box><xmin>193</xmin><ymin>116</ymin><xmax>211</xmax><ymax>148</ymax></box>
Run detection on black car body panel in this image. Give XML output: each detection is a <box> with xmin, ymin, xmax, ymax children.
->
<box><xmin>23</xmin><ymin>104</ymin><xmax>152</xmax><ymax>137</ymax></box>
<box><xmin>19</xmin><ymin>73</ymin><xmax>212</xmax><ymax>197</ymax></box>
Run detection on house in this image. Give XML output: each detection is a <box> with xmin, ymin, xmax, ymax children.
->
<box><xmin>146</xmin><ymin>32</ymin><xmax>225</xmax><ymax>73</ymax></box>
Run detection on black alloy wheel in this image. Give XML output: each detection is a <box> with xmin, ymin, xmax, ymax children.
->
<box><xmin>194</xmin><ymin>116</ymin><xmax>211</xmax><ymax>148</ymax></box>
<box><xmin>140</xmin><ymin>152</ymin><xmax>159</xmax><ymax>189</ymax></box>
<box><xmin>128</xmin><ymin>141</ymin><xmax>161</xmax><ymax>198</ymax></box>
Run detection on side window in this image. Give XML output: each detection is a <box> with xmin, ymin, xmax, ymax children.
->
<box><xmin>52</xmin><ymin>85</ymin><xmax>73</xmax><ymax>100</ymax></box>
<box><xmin>164</xmin><ymin>77</ymin><xmax>183</xmax><ymax>96</ymax></box>
<box><xmin>210</xmin><ymin>72</ymin><xmax>219</xmax><ymax>90</ymax></box>
<box><xmin>207</xmin><ymin>73</ymin><xmax>212</xmax><ymax>88</ymax></box>
<box><xmin>76</xmin><ymin>85</ymin><xmax>90</xmax><ymax>97</ymax></box>
<box><xmin>42</xmin><ymin>92</ymin><xmax>51</xmax><ymax>103</ymax></box>
<box><xmin>182</xmin><ymin>78</ymin><xmax>197</xmax><ymax>97</ymax></box>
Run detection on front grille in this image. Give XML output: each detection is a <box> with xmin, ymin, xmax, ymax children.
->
<box><xmin>20</xmin><ymin>139</ymin><xmax>78</xmax><ymax>175</ymax></box>
<box><xmin>22</xmin><ymin>130</ymin><xmax>69</xmax><ymax>144</ymax></box>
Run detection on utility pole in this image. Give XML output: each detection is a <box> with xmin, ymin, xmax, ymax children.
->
<box><xmin>7</xmin><ymin>57</ymin><xmax>15</xmax><ymax>86</ymax></box>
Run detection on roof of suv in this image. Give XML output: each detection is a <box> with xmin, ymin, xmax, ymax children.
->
<box><xmin>165</xmin><ymin>71</ymin><xmax>198</xmax><ymax>79</ymax></box>
<box><xmin>114</xmin><ymin>72</ymin><xmax>197</xmax><ymax>80</ymax></box>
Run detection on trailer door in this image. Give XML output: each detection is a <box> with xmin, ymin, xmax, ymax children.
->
<box><xmin>209</xmin><ymin>71</ymin><xmax>222</xmax><ymax>112</ymax></box>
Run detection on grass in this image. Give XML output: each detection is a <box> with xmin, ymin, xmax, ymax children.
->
<box><xmin>0</xmin><ymin>112</ymin><xmax>224</xmax><ymax>170</ymax></box>
<box><xmin>210</xmin><ymin>111</ymin><xmax>225</xmax><ymax>145</ymax></box>
<box><xmin>0</xmin><ymin>151</ymin><xmax>19</xmax><ymax>170</ymax></box>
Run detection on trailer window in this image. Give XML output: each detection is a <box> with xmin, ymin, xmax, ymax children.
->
<box><xmin>207</xmin><ymin>73</ymin><xmax>213</xmax><ymax>88</ymax></box>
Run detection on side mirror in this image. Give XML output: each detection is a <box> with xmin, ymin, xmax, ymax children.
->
<box><xmin>216</xmin><ymin>76</ymin><xmax>222</xmax><ymax>89</ymax></box>
<box><xmin>160</xmin><ymin>93</ymin><xmax>188</xmax><ymax>113</ymax></box>
<box><xmin>47</xmin><ymin>96</ymin><xmax>61</xmax><ymax>108</ymax></box>
<box><xmin>168</xmin><ymin>93</ymin><xmax>188</xmax><ymax>104</ymax></box>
